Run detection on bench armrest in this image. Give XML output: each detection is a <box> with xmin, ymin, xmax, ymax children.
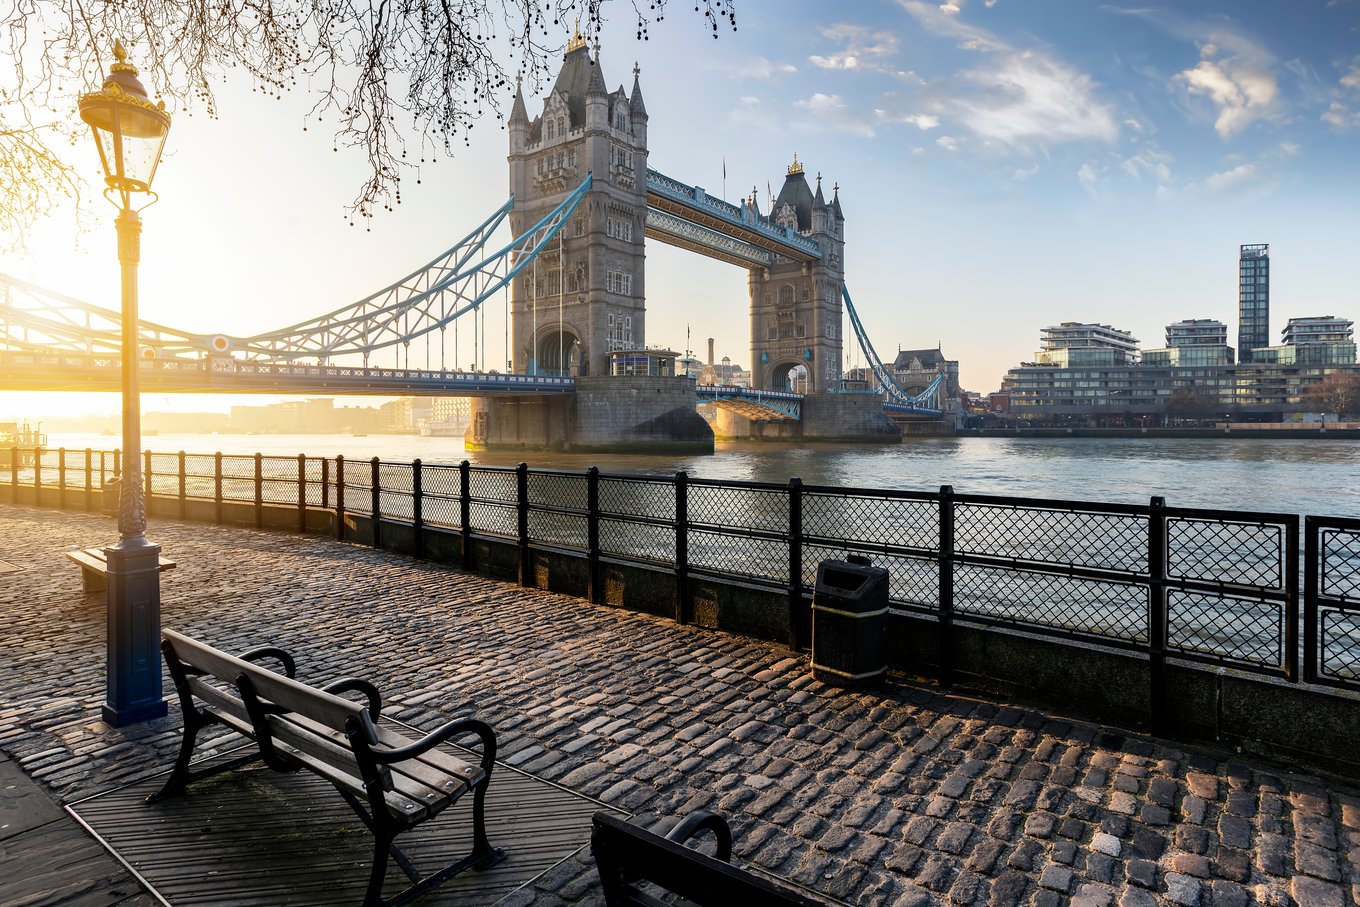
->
<box><xmin>665</xmin><ymin>810</ymin><xmax>733</xmax><ymax>863</ymax></box>
<box><xmin>322</xmin><ymin>677</ymin><xmax>383</xmax><ymax>721</ymax></box>
<box><xmin>236</xmin><ymin>646</ymin><xmax>297</xmax><ymax>678</ymax></box>
<box><xmin>370</xmin><ymin>716</ymin><xmax>496</xmax><ymax>774</ymax></box>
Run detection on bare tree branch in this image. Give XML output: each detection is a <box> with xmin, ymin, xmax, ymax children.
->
<box><xmin>0</xmin><ymin>0</ymin><xmax>737</xmax><ymax>245</ymax></box>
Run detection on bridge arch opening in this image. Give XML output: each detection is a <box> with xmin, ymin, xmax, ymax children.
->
<box><xmin>536</xmin><ymin>328</ymin><xmax>581</xmax><ymax>377</ymax></box>
<box><xmin>771</xmin><ymin>362</ymin><xmax>809</xmax><ymax>394</ymax></box>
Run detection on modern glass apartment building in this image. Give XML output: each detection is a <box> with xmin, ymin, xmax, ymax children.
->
<box><xmin>1238</xmin><ymin>244</ymin><xmax>1270</xmax><ymax>363</ymax></box>
<box><xmin>1143</xmin><ymin>319</ymin><xmax>1234</xmax><ymax>367</ymax></box>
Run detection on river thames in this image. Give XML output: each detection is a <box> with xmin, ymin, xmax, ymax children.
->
<box><xmin>44</xmin><ymin>432</ymin><xmax>1358</xmax><ymax>518</ymax></box>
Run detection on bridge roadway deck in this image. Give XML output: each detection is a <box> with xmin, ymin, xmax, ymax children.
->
<box><xmin>0</xmin><ymin>503</ymin><xmax>1356</xmax><ymax>907</ymax></box>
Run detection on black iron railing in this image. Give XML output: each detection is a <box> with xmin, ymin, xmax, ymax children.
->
<box><xmin>7</xmin><ymin>446</ymin><xmax>1356</xmax><ymax>698</ymax></box>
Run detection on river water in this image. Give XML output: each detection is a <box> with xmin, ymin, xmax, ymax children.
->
<box><xmin>44</xmin><ymin>432</ymin><xmax>1359</xmax><ymax>519</ymax></box>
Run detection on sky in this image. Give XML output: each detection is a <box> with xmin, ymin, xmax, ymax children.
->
<box><xmin>3</xmin><ymin>0</ymin><xmax>1359</xmax><ymax>419</ymax></box>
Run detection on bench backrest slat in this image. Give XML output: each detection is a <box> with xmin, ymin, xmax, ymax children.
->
<box><xmin>592</xmin><ymin>812</ymin><xmax>825</xmax><ymax>907</ymax></box>
<box><xmin>163</xmin><ymin>629</ymin><xmax>372</xmax><ymax>740</ymax></box>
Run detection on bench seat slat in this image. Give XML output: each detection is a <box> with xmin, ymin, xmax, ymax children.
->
<box><xmin>165</xmin><ymin>629</ymin><xmax>368</xmax><ymax>738</ymax></box>
<box><xmin>185</xmin><ymin>677</ymin><xmax>255</xmax><ymax>734</ymax></box>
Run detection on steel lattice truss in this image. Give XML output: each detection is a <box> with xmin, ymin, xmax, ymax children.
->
<box><xmin>843</xmin><ymin>286</ymin><xmax>945</xmax><ymax>414</ymax></box>
<box><xmin>0</xmin><ymin>176</ymin><xmax>593</xmax><ymax>364</ymax></box>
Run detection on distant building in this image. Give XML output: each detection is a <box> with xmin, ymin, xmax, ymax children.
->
<box><xmin>1238</xmin><ymin>243</ymin><xmax>1270</xmax><ymax>363</ymax></box>
<box><xmin>891</xmin><ymin>347</ymin><xmax>962</xmax><ymax>427</ymax></box>
<box><xmin>1034</xmin><ymin>322</ymin><xmax>1139</xmax><ymax>367</ymax></box>
<box><xmin>696</xmin><ymin>339</ymin><xmax>750</xmax><ymax>387</ymax></box>
<box><xmin>1143</xmin><ymin>319</ymin><xmax>1234</xmax><ymax>368</ymax></box>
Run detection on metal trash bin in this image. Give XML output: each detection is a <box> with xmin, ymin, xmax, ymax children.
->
<box><xmin>811</xmin><ymin>554</ymin><xmax>889</xmax><ymax>688</ymax></box>
<box><xmin>101</xmin><ymin>476</ymin><xmax>120</xmax><ymax>515</ymax></box>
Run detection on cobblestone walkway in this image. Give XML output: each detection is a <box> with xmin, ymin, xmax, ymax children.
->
<box><xmin>0</xmin><ymin>503</ymin><xmax>1357</xmax><ymax>907</ymax></box>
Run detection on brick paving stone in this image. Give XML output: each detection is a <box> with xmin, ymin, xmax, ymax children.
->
<box><xmin>1165</xmin><ymin>872</ymin><xmax>1203</xmax><ymax>906</ymax></box>
<box><xmin>1038</xmin><ymin>865</ymin><xmax>1074</xmax><ymax>893</ymax></box>
<box><xmin>1125</xmin><ymin>859</ymin><xmax>1160</xmax><ymax>889</ymax></box>
<box><xmin>1208</xmin><ymin>880</ymin><xmax>1250</xmax><ymax>907</ymax></box>
<box><xmin>1292</xmin><ymin>876</ymin><xmax>1347</xmax><ymax>907</ymax></box>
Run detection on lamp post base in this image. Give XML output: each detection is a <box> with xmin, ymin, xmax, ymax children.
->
<box><xmin>102</xmin><ymin>541</ymin><xmax>166</xmax><ymax>727</ymax></box>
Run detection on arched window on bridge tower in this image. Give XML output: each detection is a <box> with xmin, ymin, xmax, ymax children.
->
<box><xmin>558</xmin><ymin>116</ymin><xmax>566</xmax><ymax>136</ymax></box>
<box><xmin>545</xmin><ymin>120</ymin><xmax>555</xmax><ymax>141</ymax></box>
<box><xmin>779</xmin><ymin>285</ymin><xmax>794</xmax><ymax>307</ymax></box>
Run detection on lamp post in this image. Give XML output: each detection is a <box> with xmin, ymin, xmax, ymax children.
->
<box><xmin>79</xmin><ymin>41</ymin><xmax>171</xmax><ymax>726</ymax></box>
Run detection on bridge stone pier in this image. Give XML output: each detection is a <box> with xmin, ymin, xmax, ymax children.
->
<box><xmin>468</xmin><ymin>375</ymin><xmax>712</xmax><ymax>452</ymax></box>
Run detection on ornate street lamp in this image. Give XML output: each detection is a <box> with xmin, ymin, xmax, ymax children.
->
<box><xmin>79</xmin><ymin>41</ymin><xmax>171</xmax><ymax>726</ymax></box>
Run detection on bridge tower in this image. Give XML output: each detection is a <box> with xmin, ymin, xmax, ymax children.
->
<box><xmin>748</xmin><ymin>157</ymin><xmax>845</xmax><ymax>394</ymax></box>
<box><xmin>507</xmin><ymin>34</ymin><xmax>649</xmax><ymax>378</ymax></box>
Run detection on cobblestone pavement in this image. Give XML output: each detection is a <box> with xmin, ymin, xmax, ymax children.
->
<box><xmin>1</xmin><ymin>502</ymin><xmax>1358</xmax><ymax>907</ymax></box>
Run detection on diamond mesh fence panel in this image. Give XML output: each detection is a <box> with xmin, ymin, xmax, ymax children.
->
<box><xmin>527</xmin><ymin>472</ymin><xmax>587</xmax><ymax>511</ymax></box>
<box><xmin>340</xmin><ymin>461</ymin><xmax>372</xmax><ymax>516</ymax></box>
<box><xmin>60</xmin><ymin>449</ymin><xmax>89</xmax><ymax>491</ymax></box>
<box><xmin>148</xmin><ymin>453</ymin><xmax>180</xmax><ymax>496</ymax></box>
<box><xmin>599</xmin><ymin>477</ymin><xmax>674</xmax><ymax>522</ymax></box>
<box><xmin>528</xmin><ymin>510</ymin><xmax>588</xmax><ymax>550</ymax></box>
<box><xmin>377</xmin><ymin>463</ymin><xmax>414</xmax><ymax>521</ymax></box>
<box><xmin>470</xmin><ymin>502</ymin><xmax>517</xmax><ymax>538</ymax></box>
<box><xmin>955</xmin><ymin>563</ymin><xmax>1148</xmax><ymax>643</ymax></box>
<box><xmin>803</xmin><ymin>491</ymin><xmax>939</xmax><ymax>551</ymax></box>
<box><xmin>1167</xmin><ymin>590</ymin><xmax>1285</xmax><ymax>669</ymax></box>
<box><xmin>688</xmin><ymin>529</ymin><xmax>786</xmax><ymax>584</ymax></box>
<box><xmin>1321</xmin><ymin>527</ymin><xmax>1360</xmax><ymax>599</ymax></box>
<box><xmin>1167</xmin><ymin>518</ymin><xmax>1285</xmax><ymax>589</ymax></box>
<box><xmin>1320</xmin><ymin>608</ymin><xmax>1360</xmax><ymax>682</ymax></box>
<box><xmin>600</xmin><ymin>517</ymin><xmax>675</xmax><ymax>565</ymax></box>
<box><xmin>469</xmin><ymin>468</ymin><xmax>516</xmax><ymax>505</ymax></box>
<box><xmin>803</xmin><ymin>545</ymin><xmax>941</xmax><ymax>610</ymax></box>
<box><xmin>219</xmin><ymin>455</ymin><xmax>257</xmax><ymax>504</ymax></box>
<box><xmin>34</xmin><ymin>449</ymin><xmax>57</xmax><ymax>487</ymax></box>
<box><xmin>688</xmin><ymin>483</ymin><xmax>787</xmax><ymax>535</ymax></box>
<box><xmin>183</xmin><ymin>455</ymin><xmax>217</xmax><ymax>500</ymax></box>
<box><xmin>955</xmin><ymin>502</ymin><xmax>1147</xmax><ymax>572</ymax></box>
<box><xmin>260</xmin><ymin>457</ymin><xmax>300</xmax><ymax>505</ymax></box>
<box><xmin>421</xmin><ymin>464</ymin><xmax>462</xmax><ymax>529</ymax></box>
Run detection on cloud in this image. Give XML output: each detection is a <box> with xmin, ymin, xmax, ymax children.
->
<box><xmin>936</xmin><ymin>135</ymin><xmax>959</xmax><ymax>151</ymax></box>
<box><xmin>1322</xmin><ymin>101</ymin><xmax>1360</xmax><ymax>129</ymax></box>
<box><xmin>1011</xmin><ymin>163</ymin><xmax>1039</xmax><ymax>181</ymax></box>
<box><xmin>1077</xmin><ymin>162</ymin><xmax>1100</xmax><ymax>190</ymax></box>
<box><xmin>1174</xmin><ymin>54</ymin><xmax>1279</xmax><ymax>139</ymax></box>
<box><xmin>793</xmin><ymin>93</ymin><xmax>876</xmax><ymax>137</ymax></box>
<box><xmin>809</xmin><ymin>24</ymin><xmax>901</xmax><ymax>73</ymax></box>
<box><xmin>734</xmin><ymin>57</ymin><xmax>797</xmax><ymax>80</ymax></box>
<box><xmin>1205</xmin><ymin>162</ymin><xmax>1258</xmax><ymax>191</ymax></box>
<box><xmin>899</xmin><ymin>1</ymin><xmax>1119</xmax><ymax>148</ymax></box>
<box><xmin>876</xmin><ymin>110</ymin><xmax>940</xmax><ymax>130</ymax></box>
<box><xmin>1121</xmin><ymin>148</ymin><xmax>1174</xmax><ymax>183</ymax></box>
<box><xmin>727</xmin><ymin>96</ymin><xmax>783</xmax><ymax>134</ymax></box>
<box><xmin>1323</xmin><ymin>58</ymin><xmax>1360</xmax><ymax>130</ymax></box>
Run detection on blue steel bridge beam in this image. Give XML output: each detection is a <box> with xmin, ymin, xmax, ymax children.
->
<box><xmin>645</xmin><ymin>168</ymin><xmax>822</xmax><ymax>263</ymax></box>
<box><xmin>644</xmin><ymin>209</ymin><xmax>774</xmax><ymax>269</ymax></box>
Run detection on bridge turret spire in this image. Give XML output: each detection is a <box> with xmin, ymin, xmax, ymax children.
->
<box><xmin>510</xmin><ymin>72</ymin><xmax>528</xmax><ymax>124</ymax></box>
<box><xmin>630</xmin><ymin>62</ymin><xmax>648</xmax><ymax>119</ymax></box>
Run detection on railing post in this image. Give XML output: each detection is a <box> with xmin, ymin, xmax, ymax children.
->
<box><xmin>787</xmin><ymin>477</ymin><xmax>803</xmax><ymax>650</ymax></box>
<box><xmin>675</xmin><ymin>471</ymin><xmax>689</xmax><ymax>625</ymax></box>
<box><xmin>321</xmin><ymin>457</ymin><xmax>330</xmax><ymax>510</ymax></box>
<box><xmin>57</xmin><ymin>447</ymin><xmax>66</xmax><ymax>509</ymax></box>
<box><xmin>214</xmin><ymin>453</ymin><xmax>223</xmax><ymax>524</ymax></box>
<box><xmin>939</xmin><ymin>485</ymin><xmax>956</xmax><ymax>687</ymax></box>
<box><xmin>335</xmin><ymin>456</ymin><xmax>346</xmax><ymax>540</ymax></box>
<box><xmin>516</xmin><ymin>463</ymin><xmax>530</xmax><ymax>586</ymax></box>
<box><xmin>84</xmin><ymin>449</ymin><xmax>93</xmax><ymax>512</ymax></box>
<box><xmin>587</xmin><ymin>466</ymin><xmax>601</xmax><ymax>604</ymax></box>
<box><xmin>412</xmin><ymin>458</ymin><xmax>424</xmax><ymax>557</ymax></box>
<box><xmin>370</xmin><ymin>457</ymin><xmax>381</xmax><ymax>549</ymax></box>
<box><xmin>1303</xmin><ymin>516</ymin><xmax>1318</xmax><ymax>684</ymax></box>
<box><xmin>459</xmin><ymin>460</ymin><xmax>473</xmax><ymax>571</ymax></box>
<box><xmin>297</xmin><ymin>454</ymin><xmax>307</xmax><ymax>533</ymax></box>
<box><xmin>34</xmin><ymin>447</ymin><xmax>43</xmax><ymax>506</ymax></box>
<box><xmin>1284</xmin><ymin>515</ymin><xmax>1299</xmax><ymax>683</ymax></box>
<box><xmin>144</xmin><ymin>449</ymin><xmax>153</xmax><ymax>514</ymax></box>
<box><xmin>1148</xmin><ymin>496</ymin><xmax>1168</xmax><ymax>736</ymax></box>
<box><xmin>178</xmin><ymin>451</ymin><xmax>187</xmax><ymax>519</ymax></box>
<box><xmin>10</xmin><ymin>445</ymin><xmax>18</xmax><ymax>502</ymax></box>
<box><xmin>254</xmin><ymin>453</ymin><xmax>264</xmax><ymax>529</ymax></box>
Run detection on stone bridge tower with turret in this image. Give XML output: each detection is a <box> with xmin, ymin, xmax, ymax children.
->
<box><xmin>748</xmin><ymin>156</ymin><xmax>846</xmax><ymax>395</ymax></box>
<box><xmin>507</xmin><ymin>35</ymin><xmax>649</xmax><ymax>378</ymax></box>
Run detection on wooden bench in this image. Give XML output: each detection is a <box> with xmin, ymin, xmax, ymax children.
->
<box><xmin>153</xmin><ymin>628</ymin><xmax>504</xmax><ymax>907</ymax></box>
<box><xmin>64</xmin><ymin>546</ymin><xmax>176</xmax><ymax>593</ymax></box>
<box><xmin>592</xmin><ymin>810</ymin><xmax>829</xmax><ymax>906</ymax></box>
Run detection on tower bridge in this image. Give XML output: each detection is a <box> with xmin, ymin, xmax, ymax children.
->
<box><xmin>0</xmin><ymin>36</ymin><xmax>946</xmax><ymax>450</ymax></box>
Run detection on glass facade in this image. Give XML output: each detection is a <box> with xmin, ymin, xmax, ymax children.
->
<box><xmin>1238</xmin><ymin>244</ymin><xmax>1269</xmax><ymax>363</ymax></box>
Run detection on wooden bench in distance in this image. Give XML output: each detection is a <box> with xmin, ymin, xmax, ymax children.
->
<box><xmin>154</xmin><ymin>628</ymin><xmax>504</xmax><ymax>907</ymax></box>
<box><xmin>64</xmin><ymin>546</ymin><xmax>176</xmax><ymax>593</ymax></box>
<box><xmin>592</xmin><ymin>809</ymin><xmax>830</xmax><ymax>907</ymax></box>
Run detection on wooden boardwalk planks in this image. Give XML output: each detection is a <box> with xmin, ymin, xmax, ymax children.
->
<box><xmin>68</xmin><ymin>744</ymin><xmax>622</xmax><ymax>906</ymax></box>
